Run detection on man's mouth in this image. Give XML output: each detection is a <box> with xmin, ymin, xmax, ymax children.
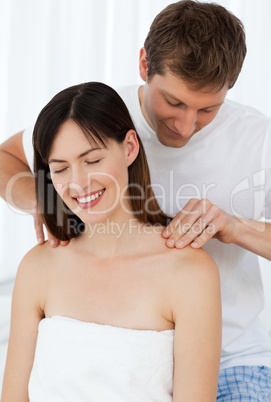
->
<box><xmin>165</xmin><ymin>125</ymin><xmax>198</xmax><ymax>141</ymax></box>
<box><xmin>166</xmin><ymin>126</ymin><xmax>186</xmax><ymax>139</ymax></box>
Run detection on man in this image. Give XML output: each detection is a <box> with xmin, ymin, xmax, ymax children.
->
<box><xmin>0</xmin><ymin>1</ymin><xmax>271</xmax><ymax>399</ymax></box>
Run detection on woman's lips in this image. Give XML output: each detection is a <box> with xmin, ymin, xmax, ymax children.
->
<box><xmin>73</xmin><ymin>189</ymin><xmax>105</xmax><ymax>209</ymax></box>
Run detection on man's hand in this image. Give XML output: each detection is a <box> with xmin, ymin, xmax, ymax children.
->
<box><xmin>32</xmin><ymin>204</ymin><xmax>69</xmax><ymax>248</ymax></box>
<box><xmin>0</xmin><ymin>131</ymin><xmax>69</xmax><ymax>248</ymax></box>
<box><xmin>162</xmin><ymin>198</ymin><xmax>238</xmax><ymax>249</ymax></box>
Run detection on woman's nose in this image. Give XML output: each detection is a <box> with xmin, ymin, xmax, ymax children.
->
<box><xmin>69</xmin><ymin>166</ymin><xmax>92</xmax><ymax>196</ymax></box>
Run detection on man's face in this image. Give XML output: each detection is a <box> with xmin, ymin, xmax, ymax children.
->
<box><xmin>140</xmin><ymin>70</ymin><xmax>228</xmax><ymax>148</ymax></box>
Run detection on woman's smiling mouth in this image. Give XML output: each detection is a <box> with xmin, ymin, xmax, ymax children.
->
<box><xmin>73</xmin><ymin>189</ymin><xmax>105</xmax><ymax>209</ymax></box>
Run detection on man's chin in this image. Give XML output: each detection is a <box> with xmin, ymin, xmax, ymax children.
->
<box><xmin>156</xmin><ymin>134</ymin><xmax>191</xmax><ymax>148</ymax></box>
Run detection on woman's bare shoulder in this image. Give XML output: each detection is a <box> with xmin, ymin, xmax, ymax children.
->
<box><xmin>141</xmin><ymin>227</ymin><xmax>218</xmax><ymax>276</ymax></box>
<box><xmin>16</xmin><ymin>240</ymin><xmax>69</xmax><ymax>287</ymax></box>
<box><xmin>19</xmin><ymin>241</ymin><xmax>57</xmax><ymax>270</ymax></box>
<box><xmin>169</xmin><ymin>245</ymin><xmax>218</xmax><ymax>274</ymax></box>
<box><xmin>157</xmin><ymin>244</ymin><xmax>220</xmax><ymax>298</ymax></box>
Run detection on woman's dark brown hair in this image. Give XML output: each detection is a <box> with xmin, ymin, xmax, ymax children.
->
<box><xmin>33</xmin><ymin>82</ymin><xmax>171</xmax><ymax>240</ymax></box>
<box><xmin>144</xmin><ymin>0</ymin><xmax>247</xmax><ymax>91</ymax></box>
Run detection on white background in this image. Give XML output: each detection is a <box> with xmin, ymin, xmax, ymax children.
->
<box><xmin>0</xmin><ymin>0</ymin><xmax>270</xmax><ymax>334</ymax></box>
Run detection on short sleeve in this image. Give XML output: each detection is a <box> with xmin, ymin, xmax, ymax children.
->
<box><xmin>262</xmin><ymin>118</ymin><xmax>271</xmax><ymax>220</ymax></box>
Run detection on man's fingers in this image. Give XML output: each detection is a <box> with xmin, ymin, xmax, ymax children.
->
<box><xmin>164</xmin><ymin>217</ymin><xmax>199</xmax><ymax>247</ymax></box>
<box><xmin>174</xmin><ymin>217</ymin><xmax>208</xmax><ymax>247</ymax></box>
<box><xmin>165</xmin><ymin>212</ymin><xmax>204</xmax><ymax>246</ymax></box>
<box><xmin>162</xmin><ymin>202</ymin><xmax>198</xmax><ymax>238</ymax></box>
<box><xmin>183</xmin><ymin>222</ymin><xmax>217</xmax><ymax>249</ymax></box>
<box><xmin>32</xmin><ymin>204</ymin><xmax>70</xmax><ymax>247</ymax></box>
<box><xmin>162</xmin><ymin>198</ymin><xmax>205</xmax><ymax>239</ymax></box>
<box><xmin>33</xmin><ymin>210</ymin><xmax>60</xmax><ymax>247</ymax></box>
<box><xmin>46</xmin><ymin>236</ymin><xmax>70</xmax><ymax>248</ymax></box>
<box><xmin>60</xmin><ymin>240</ymin><xmax>70</xmax><ymax>247</ymax></box>
<box><xmin>47</xmin><ymin>235</ymin><xmax>60</xmax><ymax>248</ymax></box>
<box><xmin>167</xmin><ymin>208</ymin><xmax>219</xmax><ymax>248</ymax></box>
<box><xmin>190</xmin><ymin>226</ymin><xmax>215</xmax><ymax>248</ymax></box>
<box><xmin>163</xmin><ymin>199</ymin><xmax>226</xmax><ymax>249</ymax></box>
<box><xmin>162</xmin><ymin>218</ymin><xmax>181</xmax><ymax>239</ymax></box>
<box><xmin>166</xmin><ymin>220</ymin><xmax>201</xmax><ymax>248</ymax></box>
<box><xmin>32</xmin><ymin>212</ymin><xmax>45</xmax><ymax>245</ymax></box>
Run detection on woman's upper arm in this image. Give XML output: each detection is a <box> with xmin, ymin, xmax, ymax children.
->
<box><xmin>171</xmin><ymin>250</ymin><xmax>221</xmax><ymax>402</ymax></box>
<box><xmin>1</xmin><ymin>248</ymin><xmax>45</xmax><ymax>402</ymax></box>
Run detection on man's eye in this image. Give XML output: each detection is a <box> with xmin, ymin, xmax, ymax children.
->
<box><xmin>166</xmin><ymin>100</ymin><xmax>182</xmax><ymax>107</ymax></box>
<box><xmin>200</xmin><ymin>108</ymin><xmax>216</xmax><ymax>113</ymax></box>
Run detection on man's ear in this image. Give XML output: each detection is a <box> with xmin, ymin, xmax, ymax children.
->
<box><xmin>139</xmin><ymin>47</ymin><xmax>148</xmax><ymax>82</ymax></box>
<box><xmin>124</xmin><ymin>130</ymin><xmax>139</xmax><ymax>167</ymax></box>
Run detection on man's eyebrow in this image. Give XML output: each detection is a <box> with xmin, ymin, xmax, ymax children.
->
<box><xmin>161</xmin><ymin>90</ymin><xmax>184</xmax><ymax>104</ymax></box>
<box><xmin>48</xmin><ymin>147</ymin><xmax>102</xmax><ymax>163</ymax></box>
<box><xmin>161</xmin><ymin>90</ymin><xmax>224</xmax><ymax>109</ymax></box>
<box><xmin>200</xmin><ymin>102</ymin><xmax>224</xmax><ymax>109</ymax></box>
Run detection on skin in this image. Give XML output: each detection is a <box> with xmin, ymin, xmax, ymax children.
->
<box><xmin>0</xmin><ymin>49</ymin><xmax>270</xmax><ymax>259</ymax></box>
<box><xmin>1</xmin><ymin>123</ymin><xmax>222</xmax><ymax>401</ymax></box>
<box><xmin>0</xmin><ymin>131</ymin><xmax>68</xmax><ymax>247</ymax></box>
<box><xmin>138</xmin><ymin>50</ymin><xmax>228</xmax><ymax>149</ymax></box>
<box><xmin>48</xmin><ymin>120</ymin><xmax>134</xmax><ymax>225</ymax></box>
<box><xmin>137</xmin><ymin>47</ymin><xmax>271</xmax><ymax>260</ymax></box>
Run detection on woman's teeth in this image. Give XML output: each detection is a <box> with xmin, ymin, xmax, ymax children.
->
<box><xmin>77</xmin><ymin>190</ymin><xmax>104</xmax><ymax>204</ymax></box>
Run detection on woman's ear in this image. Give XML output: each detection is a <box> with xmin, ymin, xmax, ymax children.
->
<box><xmin>124</xmin><ymin>130</ymin><xmax>139</xmax><ymax>167</ymax></box>
<box><xmin>139</xmin><ymin>47</ymin><xmax>148</xmax><ymax>82</ymax></box>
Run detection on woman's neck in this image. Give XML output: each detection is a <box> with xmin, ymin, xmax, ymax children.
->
<box><xmin>74</xmin><ymin>215</ymin><xmax>161</xmax><ymax>259</ymax></box>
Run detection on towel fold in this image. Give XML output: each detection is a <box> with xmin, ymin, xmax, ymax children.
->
<box><xmin>29</xmin><ymin>316</ymin><xmax>174</xmax><ymax>402</ymax></box>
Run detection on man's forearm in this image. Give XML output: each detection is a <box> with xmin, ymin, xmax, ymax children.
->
<box><xmin>0</xmin><ymin>149</ymin><xmax>36</xmax><ymax>213</ymax></box>
<box><xmin>235</xmin><ymin>219</ymin><xmax>271</xmax><ymax>261</ymax></box>
<box><xmin>0</xmin><ymin>131</ymin><xmax>65</xmax><ymax>246</ymax></box>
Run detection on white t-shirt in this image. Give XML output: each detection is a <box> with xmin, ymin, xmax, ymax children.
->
<box><xmin>23</xmin><ymin>85</ymin><xmax>271</xmax><ymax>369</ymax></box>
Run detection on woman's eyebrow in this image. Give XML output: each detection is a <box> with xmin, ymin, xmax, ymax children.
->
<box><xmin>48</xmin><ymin>147</ymin><xmax>102</xmax><ymax>163</ymax></box>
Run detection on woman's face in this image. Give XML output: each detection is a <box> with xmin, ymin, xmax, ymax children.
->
<box><xmin>48</xmin><ymin>119</ymin><xmax>134</xmax><ymax>224</ymax></box>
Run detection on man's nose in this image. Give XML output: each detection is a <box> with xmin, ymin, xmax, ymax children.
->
<box><xmin>175</xmin><ymin>109</ymin><xmax>197</xmax><ymax>138</ymax></box>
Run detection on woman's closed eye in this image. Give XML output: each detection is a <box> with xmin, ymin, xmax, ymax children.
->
<box><xmin>51</xmin><ymin>159</ymin><xmax>102</xmax><ymax>174</ymax></box>
<box><xmin>85</xmin><ymin>159</ymin><xmax>101</xmax><ymax>165</ymax></box>
<box><xmin>52</xmin><ymin>167</ymin><xmax>68</xmax><ymax>174</ymax></box>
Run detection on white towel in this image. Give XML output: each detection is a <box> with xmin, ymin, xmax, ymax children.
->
<box><xmin>29</xmin><ymin>316</ymin><xmax>174</xmax><ymax>402</ymax></box>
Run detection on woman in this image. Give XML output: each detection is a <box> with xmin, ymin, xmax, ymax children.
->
<box><xmin>1</xmin><ymin>82</ymin><xmax>221</xmax><ymax>401</ymax></box>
